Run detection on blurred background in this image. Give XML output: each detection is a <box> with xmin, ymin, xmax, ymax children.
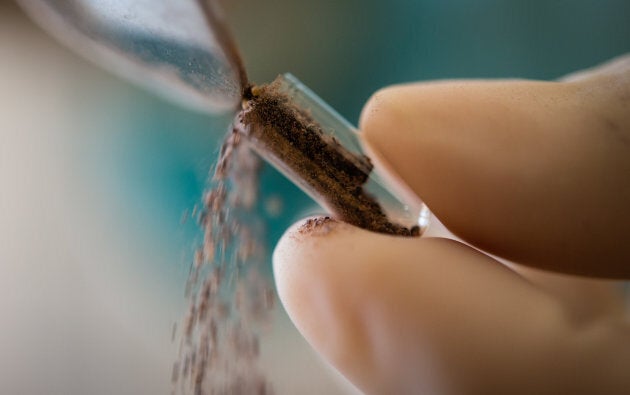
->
<box><xmin>1</xmin><ymin>0</ymin><xmax>629</xmax><ymax>394</ymax></box>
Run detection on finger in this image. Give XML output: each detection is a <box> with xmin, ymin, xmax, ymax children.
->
<box><xmin>273</xmin><ymin>218</ymin><xmax>617</xmax><ymax>395</ymax></box>
<box><xmin>421</xmin><ymin>210</ymin><xmax>627</xmax><ymax>323</ymax></box>
<box><xmin>506</xmin><ymin>263</ymin><xmax>627</xmax><ymax>324</ymax></box>
<box><xmin>359</xmin><ymin>57</ymin><xmax>630</xmax><ymax>278</ymax></box>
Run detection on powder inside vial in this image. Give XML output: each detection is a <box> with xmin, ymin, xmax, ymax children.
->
<box><xmin>238</xmin><ymin>77</ymin><xmax>420</xmax><ymax>237</ymax></box>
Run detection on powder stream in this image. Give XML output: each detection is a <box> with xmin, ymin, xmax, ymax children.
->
<box><xmin>173</xmin><ymin>131</ymin><xmax>275</xmax><ymax>395</ymax></box>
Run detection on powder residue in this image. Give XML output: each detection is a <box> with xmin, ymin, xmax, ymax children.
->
<box><xmin>298</xmin><ymin>216</ymin><xmax>338</xmax><ymax>236</ymax></box>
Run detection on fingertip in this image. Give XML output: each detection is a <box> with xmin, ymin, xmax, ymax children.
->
<box><xmin>358</xmin><ymin>84</ymin><xmax>413</xmax><ymax>166</ymax></box>
<box><xmin>358</xmin><ymin>85</ymin><xmax>431</xmax><ymax>207</ymax></box>
<box><xmin>273</xmin><ymin>217</ymin><xmax>432</xmax><ymax>393</ymax></box>
<box><xmin>272</xmin><ymin>216</ymin><xmax>354</xmax><ymax>324</ymax></box>
<box><xmin>358</xmin><ymin>85</ymin><xmax>399</xmax><ymax>135</ymax></box>
<box><xmin>272</xmin><ymin>216</ymin><xmax>342</xmax><ymax>308</ymax></box>
<box><xmin>272</xmin><ymin>217</ymin><xmax>370</xmax><ymax>369</ymax></box>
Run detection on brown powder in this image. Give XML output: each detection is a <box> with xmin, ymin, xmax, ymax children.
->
<box><xmin>173</xmin><ymin>133</ymin><xmax>275</xmax><ymax>395</ymax></box>
<box><xmin>300</xmin><ymin>216</ymin><xmax>334</xmax><ymax>232</ymax></box>
<box><xmin>298</xmin><ymin>216</ymin><xmax>338</xmax><ymax>236</ymax></box>
<box><xmin>237</xmin><ymin>78</ymin><xmax>420</xmax><ymax>237</ymax></box>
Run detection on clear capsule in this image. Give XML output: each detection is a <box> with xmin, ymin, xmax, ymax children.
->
<box><xmin>238</xmin><ymin>74</ymin><xmax>430</xmax><ymax>236</ymax></box>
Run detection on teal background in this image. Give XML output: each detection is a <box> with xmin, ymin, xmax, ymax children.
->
<box><xmin>108</xmin><ymin>0</ymin><xmax>630</xmax><ymax>279</ymax></box>
<box><xmin>2</xmin><ymin>2</ymin><xmax>629</xmax><ymax>393</ymax></box>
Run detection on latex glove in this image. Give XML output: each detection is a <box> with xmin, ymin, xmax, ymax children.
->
<box><xmin>273</xmin><ymin>55</ymin><xmax>630</xmax><ymax>395</ymax></box>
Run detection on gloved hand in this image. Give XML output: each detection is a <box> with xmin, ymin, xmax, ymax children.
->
<box><xmin>273</xmin><ymin>55</ymin><xmax>630</xmax><ymax>395</ymax></box>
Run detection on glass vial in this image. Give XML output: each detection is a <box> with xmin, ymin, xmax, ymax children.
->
<box><xmin>237</xmin><ymin>73</ymin><xmax>430</xmax><ymax>236</ymax></box>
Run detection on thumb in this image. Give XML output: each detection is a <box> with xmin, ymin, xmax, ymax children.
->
<box><xmin>273</xmin><ymin>218</ymin><xmax>630</xmax><ymax>394</ymax></box>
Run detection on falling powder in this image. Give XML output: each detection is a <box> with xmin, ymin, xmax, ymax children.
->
<box><xmin>172</xmin><ymin>130</ymin><xmax>275</xmax><ymax>395</ymax></box>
